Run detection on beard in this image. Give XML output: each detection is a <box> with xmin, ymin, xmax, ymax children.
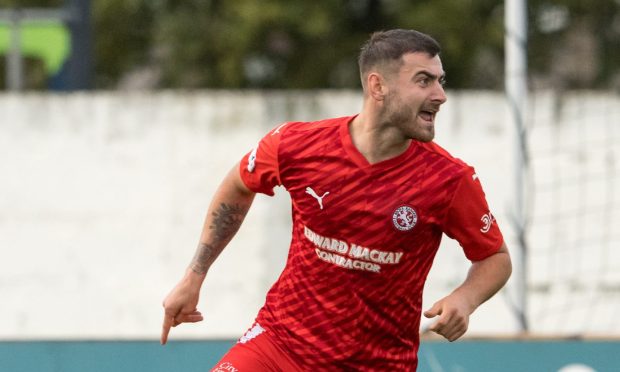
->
<box><xmin>382</xmin><ymin>92</ymin><xmax>435</xmax><ymax>142</ymax></box>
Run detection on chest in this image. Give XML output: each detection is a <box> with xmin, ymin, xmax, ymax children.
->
<box><xmin>281</xmin><ymin>156</ymin><xmax>453</xmax><ymax>248</ymax></box>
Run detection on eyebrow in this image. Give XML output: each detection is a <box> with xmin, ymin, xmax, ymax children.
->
<box><xmin>414</xmin><ymin>71</ymin><xmax>447</xmax><ymax>83</ymax></box>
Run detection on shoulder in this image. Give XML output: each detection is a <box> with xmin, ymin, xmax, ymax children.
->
<box><xmin>416</xmin><ymin>141</ymin><xmax>474</xmax><ymax>181</ymax></box>
<box><xmin>417</xmin><ymin>141</ymin><xmax>469</xmax><ymax>168</ymax></box>
<box><xmin>275</xmin><ymin>116</ymin><xmax>353</xmax><ymax>137</ymax></box>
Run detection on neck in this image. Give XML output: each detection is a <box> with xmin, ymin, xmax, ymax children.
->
<box><xmin>349</xmin><ymin>111</ymin><xmax>411</xmax><ymax>164</ymax></box>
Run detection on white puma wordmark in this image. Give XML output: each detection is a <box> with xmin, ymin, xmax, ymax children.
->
<box><xmin>305</xmin><ymin>187</ymin><xmax>330</xmax><ymax>210</ymax></box>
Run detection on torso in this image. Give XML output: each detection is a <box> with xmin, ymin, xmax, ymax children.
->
<box><xmin>254</xmin><ymin>116</ymin><xmax>470</xmax><ymax>370</ymax></box>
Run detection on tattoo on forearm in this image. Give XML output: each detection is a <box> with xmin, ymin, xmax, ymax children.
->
<box><xmin>189</xmin><ymin>203</ymin><xmax>248</xmax><ymax>274</ymax></box>
<box><xmin>210</xmin><ymin>203</ymin><xmax>247</xmax><ymax>241</ymax></box>
<box><xmin>190</xmin><ymin>243</ymin><xmax>216</xmax><ymax>274</ymax></box>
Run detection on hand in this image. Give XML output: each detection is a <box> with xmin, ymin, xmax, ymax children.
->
<box><xmin>423</xmin><ymin>293</ymin><xmax>474</xmax><ymax>342</ymax></box>
<box><xmin>160</xmin><ymin>272</ymin><xmax>205</xmax><ymax>345</ymax></box>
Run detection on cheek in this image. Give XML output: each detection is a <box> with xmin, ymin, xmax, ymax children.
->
<box><xmin>406</xmin><ymin>92</ymin><xmax>425</xmax><ymax>107</ymax></box>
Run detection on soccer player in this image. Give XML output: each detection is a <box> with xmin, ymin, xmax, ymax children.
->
<box><xmin>161</xmin><ymin>29</ymin><xmax>512</xmax><ymax>371</ymax></box>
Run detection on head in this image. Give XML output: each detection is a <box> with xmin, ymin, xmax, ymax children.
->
<box><xmin>358</xmin><ymin>29</ymin><xmax>447</xmax><ymax>142</ymax></box>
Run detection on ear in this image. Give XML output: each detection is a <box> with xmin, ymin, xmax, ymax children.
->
<box><xmin>367</xmin><ymin>72</ymin><xmax>387</xmax><ymax>101</ymax></box>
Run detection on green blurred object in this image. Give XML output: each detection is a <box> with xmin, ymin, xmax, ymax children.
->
<box><xmin>0</xmin><ymin>20</ymin><xmax>70</xmax><ymax>75</ymax></box>
<box><xmin>0</xmin><ymin>339</ymin><xmax>617</xmax><ymax>371</ymax></box>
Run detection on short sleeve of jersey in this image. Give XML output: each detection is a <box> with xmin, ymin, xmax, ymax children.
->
<box><xmin>442</xmin><ymin>167</ymin><xmax>504</xmax><ymax>261</ymax></box>
<box><xmin>238</xmin><ymin>125</ymin><xmax>283</xmax><ymax>196</ymax></box>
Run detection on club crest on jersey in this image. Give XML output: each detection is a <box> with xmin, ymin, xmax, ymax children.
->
<box><xmin>392</xmin><ymin>206</ymin><xmax>417</xmax><ymax>231</ymax></box>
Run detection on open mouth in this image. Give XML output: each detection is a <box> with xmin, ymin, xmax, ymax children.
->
<box><xmin>418</xmin><ymin>110</ymin><xmax>436</xmax><ymax>123</ymax></box>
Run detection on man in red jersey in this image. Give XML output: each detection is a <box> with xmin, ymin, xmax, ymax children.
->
<box><xmin>161</xmin><ymin>29</ymin><xmax>512</xmax><ymax>371</ymax></box>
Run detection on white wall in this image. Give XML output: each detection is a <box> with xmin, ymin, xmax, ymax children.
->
<box><xmin>0</xmin><ymin>91</ymin><xmax>617</xmax><ymax>340</ymax></box>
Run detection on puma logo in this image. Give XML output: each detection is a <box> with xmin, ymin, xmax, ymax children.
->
<box><xmin>305</xmin><ymin>187</ymin><xmax>330</xmax><ymax>210</ymax></box>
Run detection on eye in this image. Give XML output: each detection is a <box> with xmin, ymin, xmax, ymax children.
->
<box><xmin>439</xmin><ymin>76</ymin><xmax>447</xmax><ymax>86</ymax></box>
<box><xmin>418</xmin><ymin>77</ymin><xmax>430</xmax><ymax>87</ymax></box>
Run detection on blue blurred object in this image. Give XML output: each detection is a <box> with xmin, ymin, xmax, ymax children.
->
<box><xmin>0</xmin><ymin>339</ymin><xmax>617</xmax><ymax>372</ymax></box>
<box><xmin>0</xmin><ymin>340</ymin><xmax>234</xmax><ymax>372</ymax></box>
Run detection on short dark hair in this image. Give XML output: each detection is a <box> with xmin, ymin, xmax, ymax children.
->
<box><xmin>358</xmin><ymin>29</ymin><xmax>441</xmax><ymax>83</ymax></box>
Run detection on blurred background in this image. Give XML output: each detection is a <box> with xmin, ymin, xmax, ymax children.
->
<box><xmin>1</xmin><ymin>0</ymin><xmax>619</xmax><ymax>91</ymax></box>
<box><xmin>1</xmin><ymin>0</ymin><xmax>619</xmax><ymax>371</ymax></box>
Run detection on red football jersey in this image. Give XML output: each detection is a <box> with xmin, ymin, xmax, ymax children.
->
<box><xmin>238</xmin><ymin>115</ymin><xmax>503</xmax><ymax>370</ymax></box>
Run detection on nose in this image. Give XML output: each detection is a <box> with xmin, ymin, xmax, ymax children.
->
<box><xmin>432</xmin><ymin>82</ymin><xmax>447</xmax><ymax>104</ymax></box>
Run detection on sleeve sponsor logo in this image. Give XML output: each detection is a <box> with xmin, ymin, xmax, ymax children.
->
<box><xmin>480</xmin><ymin>212</ymin><xmax>495</xmax><ymax>233</ymax></box>
<box><xmin>247</xmin><ymin>143</ymin><xmax>258</xmax><ymax>172</ymax></box>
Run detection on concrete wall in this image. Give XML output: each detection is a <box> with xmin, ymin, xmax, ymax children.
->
<box><xmin>0</xmin><ymin>91</ymin><xmax>617</xmax><ymax>340</ymax></box>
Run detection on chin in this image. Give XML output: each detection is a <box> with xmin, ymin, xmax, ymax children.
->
<box><xmin>412</xmin><ymin>129</ymin><xmax>435</xmax><ymax>142</ymax></box>
<box><xmin>416</xmin><ymin>136</ymin><xmax>434</xmax><ymax>143</ymax></box>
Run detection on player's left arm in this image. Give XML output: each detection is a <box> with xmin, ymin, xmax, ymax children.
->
<box><xmin>424</xmin><ymin>242</ymin><xmax>511</xmax><ymax>341</ymax></box>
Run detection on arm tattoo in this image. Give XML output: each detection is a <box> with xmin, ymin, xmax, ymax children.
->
<box><xmin>189</xmin><ymin>203</ymin><xmax>248</xmax><ymax>274</ymax></box>
<box><xmin>190</xmin><ymin>243</ymin><xmax>216</xmax><ymax>275</ymax></box>
<box><xmin>210</xmin><ymin>203</ymin><xmax>247</xmax><ymax>241</ymax></box>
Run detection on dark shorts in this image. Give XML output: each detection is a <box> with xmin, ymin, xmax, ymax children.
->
<box><xmin>210</xmin><ymin>324</ymin><xmax>301</xmax><ymax>372</ymax></box>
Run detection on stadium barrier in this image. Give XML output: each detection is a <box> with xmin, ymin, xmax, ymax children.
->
<box><xmin>0</xmin><ymin>338</ymin><xmax>617</xmax><ymax>372</ymax></box>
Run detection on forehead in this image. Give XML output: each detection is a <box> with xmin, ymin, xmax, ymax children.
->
<box><xmin>398</xmin><ymin>52</ymin><xmax>444</xmax><ymax>75</ymax></box>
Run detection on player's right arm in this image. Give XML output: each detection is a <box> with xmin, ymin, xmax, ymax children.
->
<box><xmin>160</xmin><ymin>163</ymin><xmax>256</xmax><ymax>345</ymax></box>
<box><xmin>161</xmin><ymin>122</ymin><xmax>283</xmax><ymax>345</ymax></box>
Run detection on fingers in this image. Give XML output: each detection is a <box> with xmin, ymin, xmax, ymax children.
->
<box><xmin>427</xmin><ymin>309</ymin><xmax>469</xmax><ymax>342</ymax></box>
<box><xmin>424</xmin><ymin>298</ymin><xmax>470</xmax><ymax>342</ymax></box>
<box><xmin>173</xmin><ymin>311</ymin><xmax>204</xmax><ymax>326</ymax></box>
<box><xmin>161</xmin><ymin>309</ymin><xmax>204</xmax><ymax>345</ymax></box>
<box><xmin>423</xmin><ymin>302</ymin><xmax>442</xmax><ymax>318</ymax></box>
<box><xmin>161</xmin><ymin>314</ymin><xmax>174</xmax><ymax>345</ymax></box>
